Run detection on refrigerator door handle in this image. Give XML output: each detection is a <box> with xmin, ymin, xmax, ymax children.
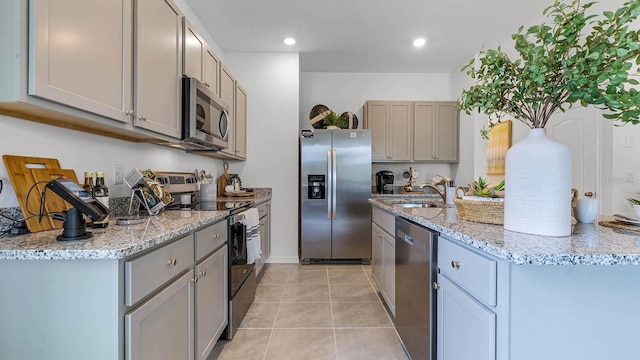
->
<box><xmin>332</xmin><ymin>150</ymin><xmax>337</xmax><ymax>219</ymax></box>
<box><xmin>327</xmin><ymin>150</ymin><xmax>332</xmax><ymax>219</ymax></box>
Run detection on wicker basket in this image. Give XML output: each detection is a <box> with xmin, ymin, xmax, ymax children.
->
<box><xmin>454</xmin><ymin>196</ymin><xmax>505</xmax><ymax>225</ymax></box>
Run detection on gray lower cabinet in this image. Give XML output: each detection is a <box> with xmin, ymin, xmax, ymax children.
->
<box><xmin>194</xmin><ymin>245</ymin><xmax>228</xmax><ymax>360</ymax></box>
<box><xmin>255</xmin><ymin>201</ymin><xmax>271</xmax><ymax>278</ymax></box>
<box><xmin>371</xmin><ymin>207</ymin><xmax>395</xmax><ymax>315</ymax></box>
<box><xmin>125</xmin><ymin>269</ymin><xmax>196</xmax><ymax>360</ymax></box>
<box><xmin>437</xmin><ymin>274</ymin><xmax>496</xmax><ymax>360</ymax></box>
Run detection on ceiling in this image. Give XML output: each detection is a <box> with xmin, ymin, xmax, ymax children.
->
<box><xmin>185</xmin><ymin>0</ymin><xmax>550</xmax><ymax>73</ymax></box>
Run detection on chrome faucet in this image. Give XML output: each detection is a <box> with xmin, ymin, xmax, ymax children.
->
<box><xmin>419</xmin><ymin>184</ymin><xmax>447</xmax><ymax>203</ymax></box>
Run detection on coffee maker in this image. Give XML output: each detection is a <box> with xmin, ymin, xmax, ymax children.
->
<box><xmin>375</xmin><ymin>170</ymin><xmax>394</xmax><ymax>194</ymax></box>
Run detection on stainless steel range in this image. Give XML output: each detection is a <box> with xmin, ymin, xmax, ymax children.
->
<box><xmin>153</xmin><ymin>171</ymin><xmax>256</xmax><ymax>340</ymax></box>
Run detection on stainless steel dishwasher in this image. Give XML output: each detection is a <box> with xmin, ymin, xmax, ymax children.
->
<box><xmin>395</xmin><ymin>217</ymin><xmax>438</xmax><ymax>360</ymax></box>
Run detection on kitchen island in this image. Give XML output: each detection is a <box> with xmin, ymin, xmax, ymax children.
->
<box><xmin>0</xmin><ymin>191</ymin><xmax>271</xmax><ymax>360</ymax></box>
<box><xmin>371</xmin><ymin>198</ymin><xmax>640</xmax><ymax>360</ymax></box>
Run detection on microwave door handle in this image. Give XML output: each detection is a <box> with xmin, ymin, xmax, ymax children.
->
<box><xmin>219</xmin><ymin>109</ymin><xmax>230</xmax><ymax>140</ymax></box>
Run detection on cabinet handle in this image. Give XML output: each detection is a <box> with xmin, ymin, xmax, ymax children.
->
<box><xmin>432</xmin><ymin>282</ymin><xmax>441</xmax><ymax>290</ymax></box>
<box><xmin>585</xmin><ymin>191</ymin><xmax>594</xmax><ymax>197</ymax></box>
<box><xmin>204</xmin><ymin>82</ymin><xmax>210</xmax><ymax>88</ymax></box>
<box><xmin>191</xmin><ymin>277</ymin><xmax>199</xmax><ymax>283</ymax></box>
<box><xmin>377</xmin><ymin>234</ymin><xmax>383</xmax><ymax>239</ymax></box>
<box><xmin>138</xmin><ymin>115</ymin><xmax>147</xmax><ymax>121</ymax></box>
<box><xmin>168</xmin><ymin>258</ymin><xmax>177</xmax><ymax>266</ymax></box>
<box><xmin>451</xmin><ymin>260</ymin><xmax>460</xmax><ymax>269</ymax></box>
<box><xmin>199</xmin><ymin>271</ymin><xmax>207</xmax><ymax>277</ymax></box>
<box><xmin>125</xmin><ymin>110</ymin><xmax>134</xmax><ymax>117</ymax></box>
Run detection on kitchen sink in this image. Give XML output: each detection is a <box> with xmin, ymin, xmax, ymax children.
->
<box><xmin>393</xmin><ymin>202</ymin><xmax>445</xmax><ymax>208</ymax></box>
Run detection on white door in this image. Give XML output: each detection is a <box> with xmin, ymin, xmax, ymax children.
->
<box><xmin>546</xmin><ymin>107</ymin><xmax>599</xmax><ymax>199</ymax></box>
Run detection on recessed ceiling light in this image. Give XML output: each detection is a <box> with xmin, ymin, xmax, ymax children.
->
<box><xmin>284</xmin><ymin>37</ymin><xmax>296</xmax><ymax>45</ymax></box>
<box><xmin>413</xmin><ymin>38</ymin><xmax>427</xmax><ymax>47</ymax></box>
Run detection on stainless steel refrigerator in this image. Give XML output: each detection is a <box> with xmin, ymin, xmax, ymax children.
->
<box><xmin>300</xmin><ymin>129</ymin><xmax>372</xmax><ymax>264</ymax></box>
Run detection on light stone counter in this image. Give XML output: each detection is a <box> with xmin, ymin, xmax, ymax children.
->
<box><xmin>0</xmin><ymin>210</ymin><xmax>229</xmax><ymax>260</ymax></box>
<box><xmin>0</xmin><ymin>188</ymin><xmax>272</xmax><ymax>261</ymax></box>
<box><xmin>370</xmin><ymin>198</ymin><xmax>640</xmax><ymax>265</ymax></box>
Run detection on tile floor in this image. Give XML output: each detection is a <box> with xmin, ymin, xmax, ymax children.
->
<box><xmin>209</xmin><ymin>263</ymin><xmax>409</xmax><ymax>360</ymax></box>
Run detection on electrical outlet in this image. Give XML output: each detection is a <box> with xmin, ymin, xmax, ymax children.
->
<box><xmin>114</xmin><ymin>164</ymin><xmax>123</xmax><ymax>185</ymax></box>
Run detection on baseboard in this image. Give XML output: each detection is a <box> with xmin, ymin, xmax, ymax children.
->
<box><xmin>267</xmin><ymin>255</ymin><xmax>299</xmax><ymax>264</ymax></box>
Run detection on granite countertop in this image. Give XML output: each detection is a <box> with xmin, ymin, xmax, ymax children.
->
<box><xmin>370</xmin><ymin>198</ymin><xmax>640</xmax><ymax>266</ymax></box>
<box><xmin>0</xmin><ymin>190</ymin><xmax>271</xmax><ymax>261</ymax></box>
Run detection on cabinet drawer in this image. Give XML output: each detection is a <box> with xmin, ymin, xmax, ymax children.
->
<box><xmin>256</xmin><ymin>202</ymin><xmax>268</xmax><ymax>219</ymax></box>
<box><xmin>195</xmin><ymin>220</ymin><xmax>227</xmax><ymax>261</ymax></box>
<box><xmin>372</xmin><ymin>207</ymin><xmax>394</xmax><ymax>235</ymax></box>
<box><xmin>125</xmin><ymin>234</ymin><xmax>195</xmax><ymax>306</ymax></box>
<box><xmin>439</xmin><ymin>238</ymin><xmax>497</xmax><ymax>306</ymax></box>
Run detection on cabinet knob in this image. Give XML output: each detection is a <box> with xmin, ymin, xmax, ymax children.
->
<box><xmin>204</xmin><ymin>82</ymin><xmax>210</xmax><ymax>88</ymax></box>
<box><xmin>168</xmin><ymin>258</ymin><xmax>177</xmax><ymax>266</ymax></box>
<box><xmin>432</xmin><ymin>282</ymin><xmax>441</xmax><ymax>290</ymax></box>
<box><xmin>585</xmin><ymin>191</ymin><xmax>594</xmax><ymax>197</ymax></box>
<box><xmin>199</xmin><ymin>271</ymin><xmax>207</xmax><ymax>277</ymax></box>
<box><xmin>451</xmin><ymin>260</ymin><xmax>460</xmax><ymax>269</ymax></box>
<box><xmin>125</xmin><ymin>110</ymin><xmax>134</xmax><ymax>117</ymax></box>
<box><xmin>215</xmin><ymin>234</ymin><xmax>220</xmax><ymax>239</ymax></box>
<box><xmin>191</xmin><ymin>277</ymin><xmax>199</xmax><ymax>283</ymax></box>
<box><xmin>138</xmin><ymin>115</ymin><xmax>147</xmax><ymax>121</ymax></box>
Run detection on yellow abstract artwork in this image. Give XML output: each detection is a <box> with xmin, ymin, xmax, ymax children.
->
<box><xmin>487</xmin><ymin>120</ymin><xmax>512</xmax><ymax>175</ymax></box>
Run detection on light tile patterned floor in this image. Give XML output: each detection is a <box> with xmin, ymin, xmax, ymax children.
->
<box><xmin>209</xmin><ymin>263</ymin><xmax>409</xmax><ymax>360</ymax></box>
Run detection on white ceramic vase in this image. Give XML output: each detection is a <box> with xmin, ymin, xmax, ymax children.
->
<box><xmin>504</xmin><ymin>128</ymin><xmax>572</xmax><ymax>236</ymax></box>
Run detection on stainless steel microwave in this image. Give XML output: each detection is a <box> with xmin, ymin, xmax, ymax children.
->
<box><xmin>181</xmin><ymin>76</ymin><xmax>230</xmax><ymax>151</ymax></box>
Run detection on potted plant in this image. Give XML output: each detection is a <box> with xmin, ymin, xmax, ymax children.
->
<box><xmin>323</xmin><ymin>110</ymin><xmax>345</xmax><ymax>129</ymax></box>
<box><xmin>458</xmin><ymin>0</ymin><xmax>640</xmax><ymax>236</ymax></box>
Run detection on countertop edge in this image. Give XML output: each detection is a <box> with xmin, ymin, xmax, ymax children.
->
<box><xmin>370</xmin><ymin>199</ymin><xmax>640</xmax><ymax>266</ymax></box>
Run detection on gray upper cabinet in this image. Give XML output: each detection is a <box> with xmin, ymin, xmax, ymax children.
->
<box><xmin>133</xmin><ymin>0</ymin><xmax>183</xmax><ymax>138</ymax></box>
<box><xmin>204</xmin><ymin>47</ymin><xmax>221</xmax><ymax>96</ymax></box>
<box><xmin>219</xmin><ymin>64</ymin><xmax>237</xmax><ymax>157</ymax></box>
<box><xmin>183</xmin><ymin>18</ymin><xmax>204</xmax><ymax>81</ymax></box>
<box><xmin>28</xmin><ymin>0</ymin><xmax>132</xmax><ymax>123</ymax></box>
<box><xmin>414</xmin><ymin>101</ymin><xmax>459</xmax><ymax>162</ymax></box>
<box><xmin>365</xmin><ymin>100</ymin><xmax>459</xmax><ymax>163</ymax></box>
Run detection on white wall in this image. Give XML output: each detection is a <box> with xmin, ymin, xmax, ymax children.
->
<box><xmin>0</xmin><ymin>114</ymin><xmax>223</xmax><ymax>207</ymax></box>
<box><xmin>223</xmin><ymin>52</ymin><xmax>300</xmax><ymax>263</ymax></box>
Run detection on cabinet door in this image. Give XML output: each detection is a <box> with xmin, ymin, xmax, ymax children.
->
<box><xmin>365</xmin><ymin>101</ymin><xmax>389</xmax><ymax>161</ymax></box>
<box><xmin>371</xmin><ymin>224</ymin><xmax>384</xmax><ymax>289</ymax></box>
<box><xmin>389</xmin><ymin>102</ymin><xmax>413</xmax><ymax>161</ymax></box>
<box><xmin>29</xmin><ymin>0</ymin><xmax>132</xmax><ymax>123</ymax></box>
<box><xmin>413</xmin><ymin>101</ymin><xmax>436</xmax><ymax>161</ymax></box>
<box><xmin>235</xmin><ymin>83</ymin><xmax>247</xmax><ymax>159</ymax></box>
<box><xmin>195</xmin><ymin>246</ymin><xmax>228</xmax><ymax>360</ymax></box>
<box><xmin>256</xmin><ymin>217</ymin><xmax>266</xmax><ymax>277</ymax></box>
<box><xmin>265</xmin><ymin>205</ymin><xmax>271</xmax><ymax>261</ymax></box>
<box><xmin>183</xmin><ymin>18</ymin><xmax>204</xmax><ymax>81</ymax></box>
<box><xmin>126</xmin><ymin>270</ymin><xmax>195</xmax><ymax>360</ymax></box>
<box><xmin>134</xmin><ymin>0</ymin><xmax>182</xmax><ymax>138</ymax></box>
<box><xmin>437</xmin><ymin>274</ymin><xmax>496</xmax><ymax>360</ymax></box>
<box><xmin>219</xmin><ymin>65</ymin><xmax>236</xmax><ymax>156</ymax></box>
<box><xmin>204</xmin><ymin>47</ymin><xmax>220</xmax><ymax>96</ymax></box>
<box><xmin>434</xmin><ymin>102</ymin><xmax>459</xmax><ymax>162</ymax></box>
<box><xmin>382</xmin><ymin>232</ymin><xmax>395</xmax><ymax>315</ymax></box>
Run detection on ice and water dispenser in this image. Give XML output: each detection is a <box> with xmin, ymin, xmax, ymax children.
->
<box><xmin>308</xmin><ymin>175</ymin><xmax>325</xmax><ymax>199</ymax></box>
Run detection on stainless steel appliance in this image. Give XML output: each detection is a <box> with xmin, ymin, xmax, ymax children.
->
<box><xmin>225</xmin><ymin>204</ymin><xmax>256</xmax><ymax>339</ymax></box>
<box><xmin>395</xmin><ymin>217</ymin><xmax>438</xmax><ymax>360</ymax></box>
<box><xmin>375</xmin><ymin>170</ymin><xmax>394</xmax><ymax>194</ymax></box>
<box><xmin>300</xmin><ymin>129</ymin><xmax>372</xmax><ymax>264</ymax></box>
<box><xmin>181</xmin><ymin>76</ymin><xmax>230</xmax><ymax>151</ymax></box>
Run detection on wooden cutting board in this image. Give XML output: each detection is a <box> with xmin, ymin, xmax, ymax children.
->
<box><xmin>2</xmin><ymin>155</ymin><xmax>78</xmax><ymax>232</ymax></box>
